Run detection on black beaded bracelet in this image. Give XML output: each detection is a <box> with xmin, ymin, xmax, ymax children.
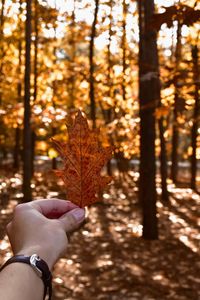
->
<box><xmin>0</xmin><ymin>254</ymin><xmax>52</xmax><ymax>300</ymax></box>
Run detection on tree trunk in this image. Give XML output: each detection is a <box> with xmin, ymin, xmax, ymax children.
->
<box><xmin>158</xmin><ymin>119</ymin><xmax>169</xmax><ymax>201</ymax></box>
<box><xmin>171</xmin><ymin>22</ymin><xmax>182</xmax><ymax>183</ymax></box>
<box><xmin>122</xmin><ymin>0</ymin><xmax>127</xmax><ymax>102</ymax></box>
<box><xmin>51</xmin><ymin>3</ymin><xmax>58</xmax><ymax>170</ymax></box>
<box><xmin>191</xmin><ymin>45</ymin><xmax>199</xmax><ymax>190</ymax></box>
<box><xmin>31</xmin><ymin>0</ymin><xmax>39</xmax><ymax>175</ymax></box>
<box><xmin>23</xmin><ymin>0</ymin><xmax>32</xmax><ymax>202</ymax></box>
<box><xmin>68</xmin><ymin>0</ymin><xmax>76</xmax><ymax>109</ymax></box>
<box><xmin>0</xmin><ymin>0</ymin><xmax>5</xmax><ymax>105</ymax></box>
<box><xmin>0</xmin><ymin>0</ymin><xmax>5</xmax><ymax>36</ymax></box>
<box><xmin>13</xmin><ymin>0</ymin><xmax>23</xmax><ymax>171</ymax></box>
<box><xmin>33</xmin><ymin>0</ymin><xmax>38</xmax><ymax>104</ymax></box>
<box><xmin>138</xmin><ymin>0</ymin><xmax>158</xmax><ymax>239</ymax></box>
<box><xmin>89</xmin><ymin>0</ymin><xmax>99</xmax><ymax>128</ymax></box>
<box><xmin>106</xmin><ymin>0</ymin><xmax>114</xmax><ymax>176</ymax></box>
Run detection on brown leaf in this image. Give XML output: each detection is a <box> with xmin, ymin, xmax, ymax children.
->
<box><xmin>52</xmin><ymin>110</ymin><xmax>113</xmax><ymax>207</ymax></box>
<box><xmin>151</xmin><ymin>5</ymin><xmax>200</xmax><ymax>30</ymax></box>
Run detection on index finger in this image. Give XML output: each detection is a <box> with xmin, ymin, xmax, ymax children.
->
<box><xmin>30</xmin><ymin>199</ymin><xmax>78</xmax><ymax>217</ymax></box>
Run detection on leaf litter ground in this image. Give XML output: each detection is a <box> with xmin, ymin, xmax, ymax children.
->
<box><xmin>0</xmin><ymin>168</ymin><xmax>199</xmax><ymax>300</ymax></box>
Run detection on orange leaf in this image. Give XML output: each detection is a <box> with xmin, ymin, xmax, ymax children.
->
<box><xmin>52</xmin><ymin>110</ymin><xmax>113</xmax><ymax>207</ymax></box>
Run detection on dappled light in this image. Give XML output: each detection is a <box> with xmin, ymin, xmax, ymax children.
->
<box><xmin>0</xmin><ymin>170</ymin><xmax>200</xmax><ymax>299</ymax></box>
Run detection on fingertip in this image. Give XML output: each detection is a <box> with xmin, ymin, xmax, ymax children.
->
<box><xmin>69</xmin><ymin>208</ymin><xmax>85</xmax><ymax>223</ymax></box>
<box><xmin>59</xmin><ymin>208</ymin><xmax>85</xmax><ymax>232</ymax></box>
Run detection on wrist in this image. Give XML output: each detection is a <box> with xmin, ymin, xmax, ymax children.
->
<box><xmin>0</xmin><ymin>254</ymin><xmax>52</xmax><ymax>300</ymax></box>
<box><xmin>16</xmin><ymin>247</ymin><xmax>56</xmax><ymax>271</ymax></box>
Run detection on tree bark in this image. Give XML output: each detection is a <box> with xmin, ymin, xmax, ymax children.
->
<box><xmin>158</xmin><ymin>119</ymin><xmax>169</xmax><ymax>201</ymax></box>
<box><xmin>138</xmin><ymin>0</ymin><xmax>158</xmax><ymax>239</ymax></box>
<box><xmin>0</xmin><ymin>0</ymin><xmax>5</xmax><ymax>58</ymax></box>
<box><xmin>89</xmin><ymin>0</ymin><xmax>99</xmax><ymax>128</ymax></box>
<box><xmin>13</xmin><ymin>0</ymin><xmax>23</xmax><ymax>171</ymax></box>
<box><xmin>33</xmin><ymin>0</ymin><xmax>38</xmax><ymax>104</ymax></box>
<box><xmin>0</xmin><ymin>0</ymin><xmax>5</xmax><ymax>33</ymax></box>
<box><xmin>122</xmin><ymin>0</ymin><xmax>127</xmax><ymax>102</ymax></box>
<box><xmin>0</xmin><ymin>0</ymin><xmax>5</xmax><ymax>105</ymax></box>
<box><xmin>68</xmin><ymin>0</ymin><xmax>76</xmax><ymax>109</ymax></box>
<box><xmin>51</xmin><ymin>3</ymin><xmax>58</xmax><ymax>170</ymax></box>
<box><xmin>31</xmin><ymin>0</ymin><xmax>39</xmax><ymax>175</ymax></box>
<box><xmin>106</xmin><ymin>0</ymin><xmax>114</xmax><ymax>176</ymax></box>
<box><xmin>23</xmin><ymin>0</ymin><xmax>32</xmax><ymax>202</ymax></box>
<box><xmin>191</xmin><ymin>45</ymin><xmax>199</xmax><ymax>190</ymax></box>
<box><xmin>171</xmin><ymin>21</ymin><xmax>182</xmax><ymax>183</ymax></box>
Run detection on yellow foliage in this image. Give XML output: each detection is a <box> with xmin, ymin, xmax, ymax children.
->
<box><xmin>48</xmin><ymin>148</ymin><xmax>58</xmax><ymax>159</ymax></box>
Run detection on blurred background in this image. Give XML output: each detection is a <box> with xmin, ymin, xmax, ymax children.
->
<box><xmin>0</xmin><ymin>0</ymin><xmax>199</xmax><ymax>299</ymax></box>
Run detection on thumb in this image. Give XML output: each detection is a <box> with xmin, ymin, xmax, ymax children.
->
<box><xmin>59</xmin><ymin>208</ymin><xmax>85</xmax><ymax>233</ymax></box>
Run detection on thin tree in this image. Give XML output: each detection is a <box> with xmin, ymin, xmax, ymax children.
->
<box><xmin>171</xmin><ymin>21</ymin><xmax>182</xmax><ymax>183</ymax></box>
<box><xmin>23</xmin><ymin>0</ymin><xmax>32</xmax><ymax>202</ymax></box>
<box><xmin>68</xmin><ymin>0</ymin><xmax>76</xmax><ymax>109</ymax></box>
<box><xmin>138</xmin><ymin>0</ymin><xmax>158</xmax><ymax>239</ymax></box>
<box><xmin>107</xmin><ymin>0</ymin><xmax>113</xmax><ymax>119</ymax></box>
<box><xmin>0</xmin><ymin>0</ymin><xmax>5</xmax><ymax>105</ymax></box>
<box><xmin>33</xmin><ymin>0</ymin><xmax>38</xmax><ymax>105</ymax></box>
<box><xmin>100</xmin><ymin>0</ymin><xmax>114</xmax><ymax>125</ymax></box>
<box><xmin>89</xmin><ymin>0</ymin><xmax>99</xmax><ymax>128</ymax></box>
<box><xmin>0</xmin><ymin>0</ymin><xmax>5</xmax><ymax>39</ymax></box>
<box><xmin>122</xmin><ymin>0</ymin><xmax>127</xmax><ymax>102</ymax></box>
<box><xmin>158</xmin><ymin>114</ymin><xmax>169</xmax><ymax>202</ymax></box>
<box><xmin>106</xmin><ymin>0</ymin><xmax>114</xmax><ymax>176</ymax></box>
<box><xmin>14</xmin><ymin>0</ymin><xmax>23</xmax><ymax>170</ymax></box>
<box><xmin>52</xmin><ymin>1</ymin><xmax>59</xmax><ymax>169</ymax></box>
<box><xmin>191</xmin><ymin>45</ymin><xmax>199</xmax><ymax>190</ymax></box>
<box><xmin>31</xmin><ymin>0</ymin><xmax>39</xmax><ymax>175</ymax></box>
<box><xmin>0</xmin><ymin>0</ymin><xmax>6</xmax><ymax>160</ymax></box>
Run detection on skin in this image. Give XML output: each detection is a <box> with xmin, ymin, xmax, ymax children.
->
<box><xmin>0</xmin><ymin>199</ymin><xmax>85</xmax><ymax>300</ymax></box>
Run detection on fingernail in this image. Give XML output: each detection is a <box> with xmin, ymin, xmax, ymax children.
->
<box><xmin>71</xmin><ymin>208</ymin><xmax>85</xmax><ymax>222</ymax></box>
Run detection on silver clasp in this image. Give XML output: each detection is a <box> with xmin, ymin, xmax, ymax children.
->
<box><xmin>30</xmin><ymin>254</ymin><xmax>42</xmax><ymax>278</ymax></box>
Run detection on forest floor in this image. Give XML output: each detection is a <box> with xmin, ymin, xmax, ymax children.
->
<box><xmin>0</xmin><ymin>164</ymin><xmax>199</xmax><ymax>300</ymax></box>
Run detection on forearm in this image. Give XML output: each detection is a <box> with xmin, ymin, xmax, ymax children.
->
<box><xmin>0</xmin><ymin>263</ymin><xmax>44</xmax><ymax>300</ymax></box>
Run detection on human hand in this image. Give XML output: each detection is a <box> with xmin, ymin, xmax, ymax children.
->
<box><xmin>6</xmin><ymin>199</ymin><xmax>85</xmax><ymax>270</ymax></box>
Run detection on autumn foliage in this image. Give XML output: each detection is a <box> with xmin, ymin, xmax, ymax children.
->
<box><xmin>52</xmin><ymin>111</ymin><xmax>113</xmax><ymax>208</ymax></box>
<box><xmin>0</xmin><ymin>0</ymin><xmax>199</xmax><ymax>237</ymax></box>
